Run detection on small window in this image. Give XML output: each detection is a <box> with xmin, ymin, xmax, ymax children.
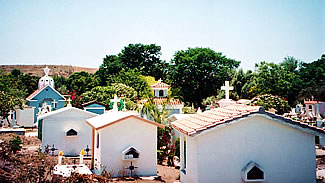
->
<box><xmin>122</xmin><ymin>146</ymin><xmax>140</xmax><ymax>160</ymax></box>
<box><xmin>241</xmin><ymin>161</ymin><xmax>265</xmax><ymax>182</ymax></box>
<box><xmin>66</xmin><ymin>129</ymin><xmax>78</xmax><ymax>136</ymax></box>
<box><xmin>46</xmin><ymin>89</ymin><xmax>49</xmax><ymax>91</ymax></box>
<box><xmin>159</xmin><ymin>90</ymin><xmax>164</xmax><ymax>97</ymax></box>
<box><xmin>247</xmin><ymin>166</ymin><xmax>264</xmax><ymax>180</ymax></box>
<box><xmin>309</xmin><ymin>105</ymin><xmax>312</xmax><ymax>110</ymax></box>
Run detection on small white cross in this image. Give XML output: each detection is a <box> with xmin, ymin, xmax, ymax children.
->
<box><xmin>44</xmin><ymin>66</ymin><xmax>50</xmax><ymax>76</ymax></box>
<box><xmin>67</xmin><ymin>97</ymin><xmax>72</xmax><ymax>107</ymax></box>
<box><xmin>110</xmin><ymin>95</ymin><xmax>120</xmax><ymax>112</ymax></box>
<box><xmin>221</xmin><ymin>81</ymin><xmax>233</xmax><ymax>100</ymax></box>
<box><xmin>52</xmin><ymin>99</ymin><xmax>57</xmax><ymax>108</ymax></box>
<box><xmin>158</xmin><ymin>78</ymin><xmax>162</xmax><ymax>82</ymax></box>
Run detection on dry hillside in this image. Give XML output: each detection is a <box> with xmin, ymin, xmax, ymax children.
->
<box><xmin>0</xmin><ymin>65</ymin><xmax>98</xmax><ymax>77</ymax></box>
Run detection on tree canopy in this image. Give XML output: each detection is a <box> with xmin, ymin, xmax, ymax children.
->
<box><xmin>169</xmin><ymin>47</ymin><xmax>240</xmax><ymax>107</ymax></box>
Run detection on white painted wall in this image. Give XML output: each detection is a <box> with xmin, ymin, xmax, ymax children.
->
<box><xmin>180</xmin><ymin>115</ymin><xmax>316</xmax><ymax>183</ymax></box>
<box><xmin>95</xmin><ymin>117</ymin><xmax>157</xmax><ymax>177</ymax></box>
<box><xmin>42</xmin><ymin>109</ymin><xmax>96</xmax><ymax>156</ymax></box>
<box><xmin>16</xmin><ymin>107</ymin><xmax>35</xmax><ymax>127</ymax></box>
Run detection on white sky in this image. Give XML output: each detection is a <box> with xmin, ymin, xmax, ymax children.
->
<box><xmin>0</xmin><ymin>0</ymin><xmax>324</xmax><ymax>71</ymax></box>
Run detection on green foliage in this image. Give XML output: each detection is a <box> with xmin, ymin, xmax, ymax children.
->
<box><xmin>10</xmin><ymin>68</ymin><xmax>21</xmax><ymax>77</ymax></box>
<box><xmin>169</xmin><ymin>47</ymin><xmax>240</xmax><ymax>107</ymax></box>
<box><xmin>97</xmin><ymin>43</ymin><xmax>168</xmax><ymax>86</ymax></box>
<box><xmin>298</xmin><ymin>54</ymin><xmax>325</xmax><ymax>101</ymax></box>
<box><xmin>67</xmin><ymin>71</ymin><xmax>98</xmax><ymax>95</ymax></box>
<box><xmin>252</xmin><ymin>61</ymin><xmax>302</xmax><ymax>106</ymax></box>
<box><xmin>202</xmin><ymin>96</ymin><xmax>217</xmax><ymax>107</ymax></box>
<box><xmin>0</xmin><ymin>90</ymin><xmax>24</xmax><ymax>126</ymax></box>
<box><xmin>251</xmin><ymin>94</ymin><xmax>290</xmax><ymax>115</ymax></box>
<box><xmin>107</xmin><ymin>69</ymin><xmax>152</xmax><ymax>99</ymax></box>
<box><xmin>53</xmin><ymin>75</ymin><xmax>68</xmax><ymax>93</ymax></box>
<box><xmin>230</xmin><ymin>69</ymin><xmax>255</xmax><ymax>99</ymax></box>
<box><xmin>9</xmin><ymin>136</ymin><xmax>22</xmax><ymax>153</ymax></box>
<box><xmin>80</xmin><ymin>84</ymin><xmax>137</xmax><ymax>110</ymax></box>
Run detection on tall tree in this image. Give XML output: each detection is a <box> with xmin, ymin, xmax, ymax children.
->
<box><xmin>230</xmin><ymin>69</ymin><xmax>255</xmax><ymax>99</ymax></box>
<box><xmin>67</xmin><ymin>71</ymin><xmax>98</xmax><ymax>95</ymax></box>
<box><xmin>169</xmin><ymin>47</ymin><xmax>240</xmax><ymax>107</ymax></box>
<box><xmin>0</xmin><ymin>91</ymin><xmax>24</xmax><ymax>126</ymax></box>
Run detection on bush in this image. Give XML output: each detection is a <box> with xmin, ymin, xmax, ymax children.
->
<box><xmin>251</xmin><ymin>94</ymin><xmax>290</xmax><ymax>115</ymax></box>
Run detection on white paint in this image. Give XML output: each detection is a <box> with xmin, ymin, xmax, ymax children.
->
<box><xmin>110</xmin><ymin>95</ymin><xmax>120</xmax><ymax>112</ymax></box>
<box><xmin>93</xmin><ymin>117</ymin><xmax>158</xmax><ymax>177</ymax></box>
<box><xmin>16</xmin><ymin>106</ymin><xmax>35</xmax><ymax>127</ymax></box>
<box><xmin>40</xmin><ymin>107</ymin><xmax>97</xmax><ymax>156</ymax></box>
<box><xmin>178</xmin><ymin>115</ymin><xmax>316</xmax><ymax>183</ymax></box>
<box><xmin>221</xmin><ymin>81</ymin><xmax>233</xmax><ymax>100</ymax></box>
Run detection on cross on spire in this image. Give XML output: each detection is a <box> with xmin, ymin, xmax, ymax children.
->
<box><xmin>110</xmin><ymin>95</ymin><xmax>120</xmax><ymax>112</ymax></box>
<box><xmin>44</xmin><ymin>66</ymin><xmax>50</xmax><ymax>77</ymax></box>
<box><xmin>221</xmin><ymin>81</ymin><xmax>233</xmax><ymax>100</ymax></box>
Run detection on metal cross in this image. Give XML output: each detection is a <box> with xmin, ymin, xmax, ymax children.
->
<box><xmin>49</xmin><ymin>144</ymin><xmax>58</xmax><ymax>156</ymax></box>
<box><xmin>85</xmin><ymin>145</ymin><xmax>91</xmax><ymax>157</ymax></box>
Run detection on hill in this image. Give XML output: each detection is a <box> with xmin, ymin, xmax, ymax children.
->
<box><xmin>0</xmin><ymin>65</ymin><xmax>98</xmax><ymax>77</ymax></box>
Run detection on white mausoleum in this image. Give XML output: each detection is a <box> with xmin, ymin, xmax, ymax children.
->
<box><xmin>172</xmin><ymin>104</ymin><xmax>325</xmax><ymax>183</ymax></box>
<box><xmin>86</xmin><ymin>108</ymin><xmax>164</xmax><ymax>177</ymax></box>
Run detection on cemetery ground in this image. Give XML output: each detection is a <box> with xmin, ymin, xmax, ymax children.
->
<box><xmin>0</xmin><ymin>131</ymin><xmax>180</xmax><ymax>183</ymax></box>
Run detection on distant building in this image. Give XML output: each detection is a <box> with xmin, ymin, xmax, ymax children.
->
<box><xmin>24</xmin><ymin>67</ymin><xmax>65</xmax><ymax>123</ymax></box>
<box><xmin>82</xmin><ymin>101</ymin><xmax>107</xmax><ymax>115</ymax></box>
<box><xmin>172</xmin><ymin>104</ymin><xmax>325</xmax><ymax>183</ymax></box>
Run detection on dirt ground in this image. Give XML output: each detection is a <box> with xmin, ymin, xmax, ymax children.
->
<box><xmin>1</xmin><ymin>131</ymin><xmax>180</xmax><ymax>182</ymax></box>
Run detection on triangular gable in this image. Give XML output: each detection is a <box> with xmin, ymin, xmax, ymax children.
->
<box><xmin>82</xmin><ymin>100</ymin><xmax>108</xmax><ymax>108</ymax></box>
<box><xmin>86</xmin><ymin>112</ymin><xmax>164</xmax><ymax>130</ymax></box>
<box><xmin>38</xmin><ymin>106</ymin><xmax>98</xmax><ymax>120</ymax></box>
<box><xmin>26</xmin><ymin>85</ymin><xmax>65</xmax><ymax>101</ymax></box>
<box><xmin>171</xmin><ymin>104</ymin><xmax>325</xmax><ymax>137</ymax></box>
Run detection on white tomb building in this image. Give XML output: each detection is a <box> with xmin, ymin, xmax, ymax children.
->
<box><xmin>171</xmin><ymin>104</ymin><xmax>325</xmax><ymax>183</ymax></box>
<box><xmin>38</xmin><ymin>99</ymin><xmax>97</xmax><ymax>156</ymax></box>
<box><xmin>86</xmin><ymin>96</ymin><xmax>164</xmax><ymax>177</ymax></box>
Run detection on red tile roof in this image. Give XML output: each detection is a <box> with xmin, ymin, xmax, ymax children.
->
<box><xmin>304</xmin><ymin>101</ymin><xmax>325</xmax><ymax>104</ymax></box>
<box><xmin>26</xmin><ymin>85</ymin><xmax>47</xmax><ymax>100</ymax></box>
<box><xmin>171</xmin><ymin>104</ymin><xmax>325</xmax><ymax>136</ymax></box>
<box><xmin>82</xmin><ymin>100</ymin><xmax>108</xmax><ymax>107</ymax></box>
<box><xmin>138</xmin><ymin>98</ymin><xmax>184</xmax><ymax>105</ymax></box>
<box><xmin>151</xmin><ymin>82</ymin><xmax>170</xmax><ymax>89</ymax></box>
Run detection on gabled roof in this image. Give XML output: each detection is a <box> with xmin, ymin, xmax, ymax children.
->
<box><xmin>137</xmin><ymin>98</ymin><xmax>184</xmax><ymax>105</ymax></box>
<box><xmin>86</xmin><ymin>111</ymin><xmax>165</xmax><ymax>130</ymax></box>
<box><xmin>26</xmin><ymin>85</ymin><xmax>65</xmax><ymax>101</ymax></box>
<box><xmin>304</xmin><ymin>101</ymin><xmax>325</xmax><ymax>105</ymax></box>
<box><xmin>81</xmin><ymin>100</ymin><xmax>108</xmax><ymax>108</ymax></box>
<box><xmin>38</xmin><ymin>106</ymin><xmax>97</xmax><ymax>120</ymax></box>
<box><xmin>171</xmin><ymin>104</ymin><xmax>325</xmax><ymax>137</ymax></box>
<box><xmin>151</xmin><ymin>82</ymin><xmax>170</xmax><ymax>89</ymax></box>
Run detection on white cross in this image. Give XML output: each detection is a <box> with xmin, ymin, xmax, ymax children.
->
<box><xmin>67</xmin><ymin>97</ymin><xmax>72</xmax><ymax>107</ymax></box>
<box><xmin>110</xmin><ymin>95</ymin><xmax>120</xmax><ymax>112</ymax></box>
<box><xmin>52</xmin><ymin>99</ymin><xmax>57</xmax><ymax>108</ymax></box>
<box><xmin>44</xmin><ymin>66</ymin><xmax>50</xmax><ymax>76</ymax></box>
<box><xmin>221</xmin><ymin>81</ymin><xmax>233</xmax><ymax>100</ymax></box>
<box><xmin>158</xmin><ymin>78</ymin><xmax>162</xmax><ymax>82</ymax></box>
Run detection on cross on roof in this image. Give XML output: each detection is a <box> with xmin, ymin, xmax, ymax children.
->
<box><xmin>44</xmin><ymin>66</ymin><xmax>50</xmax><ymax>77</ymax></box>
<box><xmin>67</xmin><ymin>97</ymin><xmax>72</xmax><ymax>107</ymax></box>
<box><xmin>221</xmin><ymin>81</ymin><xmax>233</xmax><ymax>100</ymax></box>
<box><xmin>110</xmin><ymin>95</ymin><xmax>120</xmax><ymax>112</ymax></box>
<box><xmin>158</xmin><ymin>78</ymin><xmax>162</xmax><ymax>82</ymax></box>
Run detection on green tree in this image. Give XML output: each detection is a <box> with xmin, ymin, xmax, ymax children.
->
<box><xmin>107</xmin><ymin>69</ymin><xmax>152</xmax><ymax>99</ymax></box>
<box><xmin>298</xmin><ymin>54</ymin><xmax>325</xmax><ymax>101</ymax></box>
<box><xmin>67</xmin><ymin>71</ymin><xmax>98</xmax><ymax>95</ymax></box>
<box><xmin>0</xmin><ymin>90</ymin><xmax>24</xmax><ymax>126</ymax></box>
<box><xmin>251</xmin><ymin>61</ymin><xmax>302</xmax><ymax>106</ymax></box>
<box><xmin>169</xmin><ymin>47</ymin><xmax>240</xmax><ymax>107</ymax></box>
<box><xmin>230</xmin><ymin>69</ymin><xmax>255</xmax><ymax>99</ymax></box>
<box><xmin>53</xmin><ymin>75</ymin><xmax>69</xmax><ymax>94</ymax></box>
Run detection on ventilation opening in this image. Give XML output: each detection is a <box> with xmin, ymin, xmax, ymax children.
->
<box><xmin>247</xmin><ymin>166</ymin><xmax>264</xmax><ymax>180</ymax></box>
<box><xmin>125</xmin><ymin>148</ymin><xmax>139</xmax><ymax>158</ymax></box>
<box><xmin>66</xmin><ymin>129</ymin><xmax>77</xmax><ymax>136</ymax></box>
<box><xmin>159</xmin><ymin>90</ymin><xmax>164</xmax><ymax>97</ymax></box>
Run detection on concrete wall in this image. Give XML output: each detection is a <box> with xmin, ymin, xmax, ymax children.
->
<box><xmin>181</xmin><ymin>115</ymin><xmax>316</xmax><ymax>183</ymax></box>
<box><xmin>16</xmin><ymin>107</ymin><xmax>35</xmax><ymax>127</ymax></box>
<box><xmin>42</xmin><ymin>109</ymin><xmax>96</xmax><ymax>156</ymax></box>
<box><xmin>95</xmin><ymin>117</ymin><xmax>157</xmax><ymax>177</ymax></box>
